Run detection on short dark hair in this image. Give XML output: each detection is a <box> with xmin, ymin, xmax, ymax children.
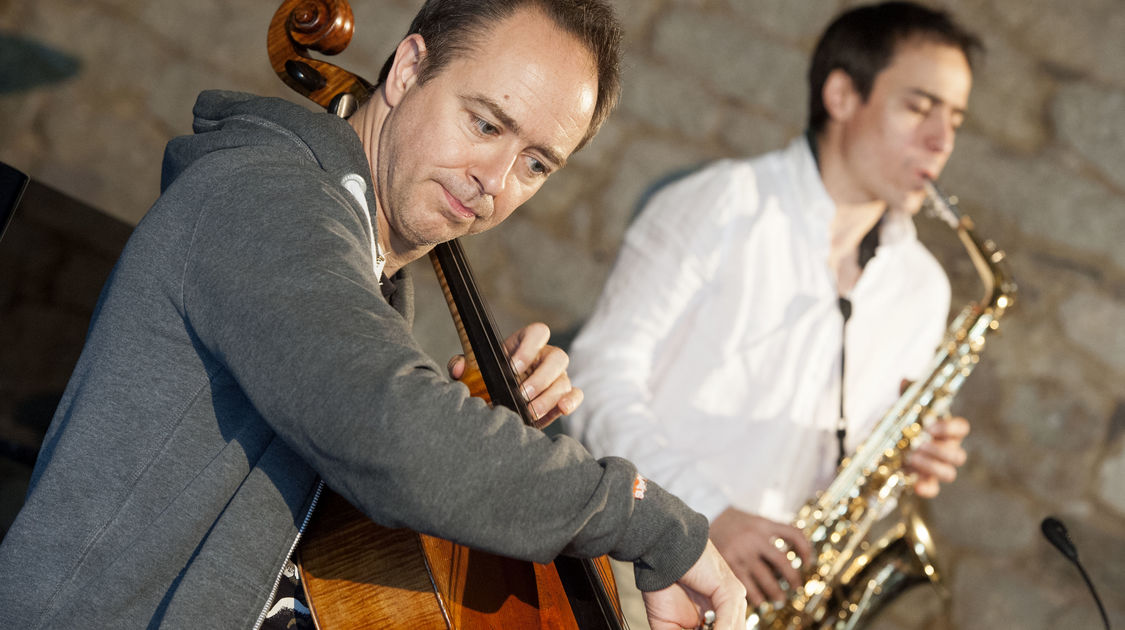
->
<box><xmin>379</xmin><ymin>0</ymin><xmax>622</xmax><ymax>151</ymax></box>
<box><xmin>807</xmin><ymin>1</ymin><xmax>983</xmax><ymax>134</ymax></box>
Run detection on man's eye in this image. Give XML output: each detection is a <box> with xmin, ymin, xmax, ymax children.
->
<box><xmin>475</xmin><ymin>118</ymin><xmax>499</xmax><ymax>135</ymax></box>
<box><xmin>528</xmin><ymin>157</ymin><xmax>548</xmax><ymax>176</ymax></box>
<box><xmin>907</xmin><ymin>100</ymin><xmax>931</xmax><ymax>115</ymax></box>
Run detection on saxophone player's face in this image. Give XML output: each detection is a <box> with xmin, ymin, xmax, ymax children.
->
<box><xmin>837</xmin><ymin>39</ymin><xmax>972</xmax><ymax>214</ymax></box>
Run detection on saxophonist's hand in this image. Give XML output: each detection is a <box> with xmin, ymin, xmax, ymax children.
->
<box><xmin>905</xmin><ymin>415</ymin><xmax>970</xmax><ymax>497</ymax></box>
<box><xmin>708</xmin><ymin>507</ymin><xmax>812</xmax><ymax>608</ymax></box>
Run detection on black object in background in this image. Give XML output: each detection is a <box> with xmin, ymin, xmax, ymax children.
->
<box><xmin>0</xmin><ymin>161</ymin><xmax>29</xmax><ymax>244</ymax></box>
<box><xmin>1041</xmin><ymin>516</ymin><xmax>1111</xmax><ymax>630</ymax></box>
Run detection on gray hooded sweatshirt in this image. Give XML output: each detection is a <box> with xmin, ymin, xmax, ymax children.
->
<box><xmin>0</xmin><ymin>91</ymin><xmax>707</xmax><ymax>628</ymax></box>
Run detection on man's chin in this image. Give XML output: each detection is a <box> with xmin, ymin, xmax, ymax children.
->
<box><xmin>390</xmin><ymin>226</ymin><xmax>460</xmax><ymax>260</ymax></box>
<box><xmin>898</xmin><ymin>190</ymin><xmax>927</xmax><ymax>216</ymax></box>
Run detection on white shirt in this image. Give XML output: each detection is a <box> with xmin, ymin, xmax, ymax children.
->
<box><xmin>567</xmin><ymin>138</ymin><xmax>950</xmax><ymax>522</ymax></box>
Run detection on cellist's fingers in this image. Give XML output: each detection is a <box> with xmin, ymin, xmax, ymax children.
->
<box><xmin>517</xmin><ymin>342</ymin><xmax>568</xmax><ymax>399</ymax></box>
<box><xmin>529</xmin><ymin>382</ymin><xmax>583</xmax><ymax>428</ymax></box>
<box><xmin>503</xmin><ymin>322</ymin><xmax>552</xmax><ymax>375</ymax></box>
<box><xmin>446</xmin><ymin>355</ymin><xmax>467</xmax><ymax>380</ymax></box>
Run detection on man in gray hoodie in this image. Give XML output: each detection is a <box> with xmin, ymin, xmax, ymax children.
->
<box><xmin>0</xmin><ymin>1</ymin><xmax>745</xmax><ymax>628</ymax></box>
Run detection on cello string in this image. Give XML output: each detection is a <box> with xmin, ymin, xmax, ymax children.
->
<box><xmin>438</xmin><ymin>241</ymin><xmax>532</xmax><ymax>420</ymax></box>
<box><xmin>441</xmin><ymin>241</ymin><xmax>629</xmax><ymax>629</ymax></box>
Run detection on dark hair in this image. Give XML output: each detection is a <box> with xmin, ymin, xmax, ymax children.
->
<box><xmin>807</xmin><ymin>1</ymin><xmax>983</xmax><ymax>134</ymax></box>
<box><xmin>378</xmin><ymin>0</ymin><xmax>622</xmax><ymax>151</ymax></box>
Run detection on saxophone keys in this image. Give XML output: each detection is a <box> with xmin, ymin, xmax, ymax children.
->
<box><xmin>812</xmin><ymin>524</ymin><xmax>828</xmax><ymax>542</ymax></box>
<box><xmin>787</xmin><ymin>550</ymin><xmax>803</xmax><ymax>570</ymax></box>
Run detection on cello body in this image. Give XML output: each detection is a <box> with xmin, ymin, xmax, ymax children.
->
<box><xmin>298</xmin><ymin>490</ymin><xmax>602</xmax><ymax>629</ymax></box>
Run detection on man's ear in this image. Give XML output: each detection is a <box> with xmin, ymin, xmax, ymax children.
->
<box><xmin>383</xmin><ymin>33</ymin><xmax>426</xmax><ymax>107</ymax></box>
<box><xmin>822</xmin><ymin>68</ymin><xmax>859</xmax><ymax>123</ymax></box>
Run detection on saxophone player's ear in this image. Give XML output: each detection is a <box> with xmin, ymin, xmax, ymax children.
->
<box><xmin>822</xmin><ymin>69</ymin><xmax>860</xmax><ymax>123</ymax></box>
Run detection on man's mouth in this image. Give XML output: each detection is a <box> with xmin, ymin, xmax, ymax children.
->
<box><xmin>441</xmin><ymin>185</ymin><xmax>476</xmax><ymax>220</ymax></box>
<box><xmin>916</xmin><ymin>167</ymin><xmax>938</xmax><ymax>185</ymax></box>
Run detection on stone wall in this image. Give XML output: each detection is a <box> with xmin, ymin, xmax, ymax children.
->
<box><xmin>1</xmin><ymin>0</ymin><xmax>1123</xmax><ymax>627</ymax></box>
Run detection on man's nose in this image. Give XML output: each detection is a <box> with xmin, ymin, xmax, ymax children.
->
<box><xmin>470</xmin><ymin>149</ymin><xmax>518</xmax><ymax>198</ymax></box>
<box><xmin>923</xmin><ymin>108</ymin><xmax>956</xmax><ymax>155</ymax></box>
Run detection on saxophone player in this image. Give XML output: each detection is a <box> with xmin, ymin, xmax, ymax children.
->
<box><xmin>567</xmin><ymin>1</ymin><xmax>981</xmax><ymax>623</ymax></box>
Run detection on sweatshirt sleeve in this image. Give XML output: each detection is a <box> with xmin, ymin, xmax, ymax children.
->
<box><xmin>177</xmin><ymin>157</ymin><xmax>707</xmax><ymax>591</ymax></box>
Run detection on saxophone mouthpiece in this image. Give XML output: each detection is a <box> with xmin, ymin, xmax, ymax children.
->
<box><xmin>922</xmin><ymin>180</ymin><xmax>962</xmax><ymax>229</ymax></box>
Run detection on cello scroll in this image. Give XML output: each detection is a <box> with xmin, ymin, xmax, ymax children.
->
<box><xmin>267</xmin><ymin>0</ymin><xmax>373</xmax><ymax>111</ymax></box>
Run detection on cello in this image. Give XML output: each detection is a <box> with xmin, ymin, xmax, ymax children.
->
<box><xmin>265</xmin><ymin>1</ymin><xmax>627</xmax><ymax>627</ymax></box>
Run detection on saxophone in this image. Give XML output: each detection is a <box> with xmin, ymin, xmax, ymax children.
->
<box><xmin>747</xmin><ymin>181</ymin><xmax>1017</xmax><ymax>629</ymax></box>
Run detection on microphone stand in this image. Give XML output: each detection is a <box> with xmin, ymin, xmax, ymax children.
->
<box><xmin>1041</xmin><ymin>516</ymin><xmax>1111</xmax><ymax>629</ymax></box>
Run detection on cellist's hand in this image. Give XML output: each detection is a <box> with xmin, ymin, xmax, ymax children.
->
<box><xmin>642</xmin><ymin>540</ymin><xmax>747</xmax><ymax>630</ymax></box>
<box><xmin>447</xmin><ymin>322</ymin><xmax>583</xmax><ymax>428</ymax></box>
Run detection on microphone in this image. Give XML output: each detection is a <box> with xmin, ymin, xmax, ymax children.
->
<box><xmin>1041</xmin><ymin>516</ymin><xmax>1111</xmax><ymax>629</ymax></box>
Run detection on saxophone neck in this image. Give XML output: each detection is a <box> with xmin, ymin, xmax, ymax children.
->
<box><xmin>923</xmin><ymin>180</ymin><xmax>1017</xmax><ymax>313</ymax></box>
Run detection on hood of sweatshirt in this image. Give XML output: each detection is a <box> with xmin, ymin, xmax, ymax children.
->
<box><xmin>163</xmin><ymin>90</ymin><xmax>370</xmax><ymax>192</ymax></box>
<box><xmin>161</xmin><ymin>90</ymin><xmax>385</xmax><ymax>277</ymax></box>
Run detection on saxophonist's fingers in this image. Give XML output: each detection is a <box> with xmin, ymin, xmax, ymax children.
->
<box><xmin>906</xmin><ymin>447</ymin><xmax>960</xmax><ymax>497</ymax></box>
<box><xmin>740</xmin><ymin>571</ymin><xmax>767</xmax><ymax>608</ymax></box>
<box><xmin>913</xmin><ymin>439</ymin><xmax>967</xmax><ymax>471</ymax></box>
<box><xmin>747</xmin><ymin>559</ymin><xmax>787</xmax><ymax>605</ymax></box>
<box><xmin>914</xmin><ymin>475</ymin><xmax>941</xmax><ymax>498</ymax></box>
<box><xmin>927</xmin><ymin>415</ymin><xmax>970</xmax><ymax>440</ymax></box>
<box><xmin>775</xmin><ymin>524</ymin><xmax>813</xmax><ymax>565</ymax></box>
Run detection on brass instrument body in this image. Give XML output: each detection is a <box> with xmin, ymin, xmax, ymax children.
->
<box><xmin>748</xmin><ymin>183</ymin><xmax>1016</xmax><ymax>630</ymax></box>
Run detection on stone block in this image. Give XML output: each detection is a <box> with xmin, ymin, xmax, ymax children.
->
<box><xmin>1004</xmin><ymin>380</ymin><xmax>1105</xmax><ymax>451</ymax></box>
<box><xmin>568</xmin><ymin>114</ymin><xmax>628</xmax><ymax>172</ymax></box>
<box><xmin>487</xmin><ymin>217</ymin><xmax>609</xmax><ymax>333</ymax></box>
<box><xmin>38</xmin><ymin>95</ymin><xmax>168</xmax><ymax>224</ymax></box>
<box><xmin>140</xmin><ymin>0</ymin><xmax>279</xmax><ymax>83</ymax></box>
<box><xmin>518</xmin><ymin>165</ymin><xmax>593</xmax><ymax>231</ymax></box>
<box><xmin>722</xmin><ymin>0</ymin><xmax>844</xmax><ymax>46</ymax></box>
<box><xmin>611</xmin><ymin>0</ymin><xmax>662</xmax><ymax>49</ymax></box>
<box><xmin>714</xmin><ymin>106</ymin><xmax>792</xmax><ymax>159</ymax></box>
<box><xmin>652</xmin><ymin>8</ymin><xmax>807</xmax><ymax>126</ymax></box>
<box><xmin>1053</xmin><ymin>82</ymin><xmax>1125</xmax><ymax>192</ymax></box>
<box><xmin>968</xmin><ymin>31</ymin><xmax>1052</xmax><ymax>153</ymax></box>
<box><xmin>990</xmin><ymin>0</ymin><xmax>1125</xmax><ymax>87</ymax></box>
<box><xmin>1098</xmin><ymin>438</ymin><xmax>1125</xmax><ymax>517</ymax></box>
<box><xmin>929</xmin><ymin>476</ymin><xmax>1037</xmax><ymax>553</ymax></box>
<box><xmin>1060</xmin><ymin>289</ymin><xmax>1125</xmax><ymax>374</ymax></box>
<box><xmin>596</xmin><ymin>135</ymin><xmax>714</xmax><ymax>259</ymax></box>
<box><xmin>619</xmin><ymin>57</ymin><xmax>723</xmax><ymax>139</ymax></box>
<box><xmin>942</xmin><ymin>132</ymin><xmax>1125</xmax><ymax>272</ymax></box>
<box><xmin>950</xmin><ymin>554</ymin><xmax>1064</xmax><ymax>630</ymax></box>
